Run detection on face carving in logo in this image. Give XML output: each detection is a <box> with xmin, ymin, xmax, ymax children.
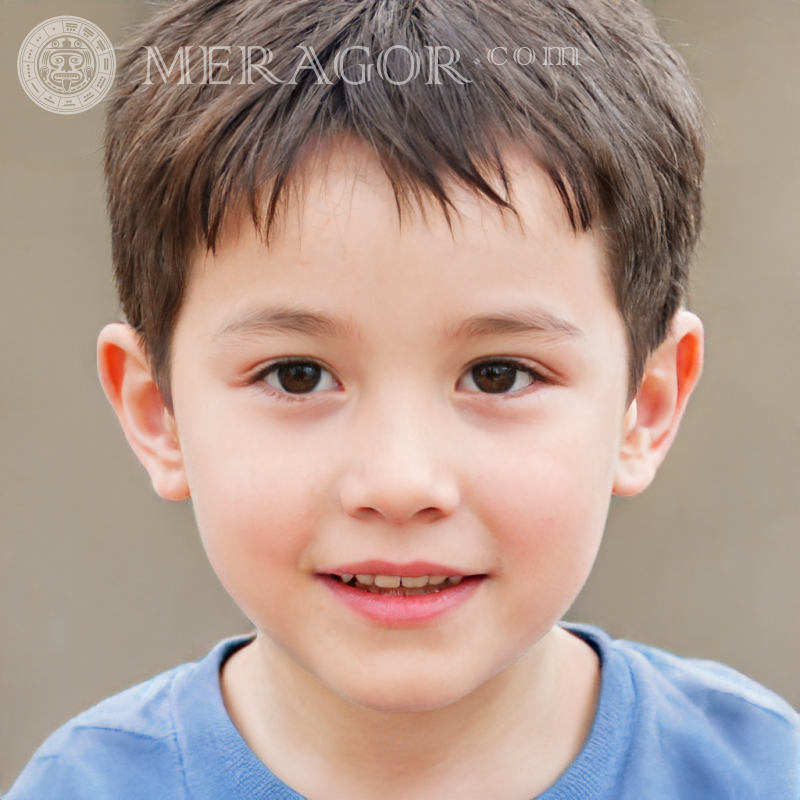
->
<box><xmin>38</xmin><ymin>36</ymin><xmax>95</xmax><ymax>94</ymax></box>
<box><xmin>18</xmin><ymin>16</ymin><xmax>116</xmax><ymax>114</ymax></box>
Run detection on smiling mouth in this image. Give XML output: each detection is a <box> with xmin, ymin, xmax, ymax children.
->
<box><xmin>328</xmin><ymin>573</ymin><xmax>474</xmax><ymax>596</ymax></box>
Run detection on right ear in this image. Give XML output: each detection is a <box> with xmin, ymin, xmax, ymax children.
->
<box><xmin>97</xmin><ymin>323</ymin><xmax>189</xmax><ymax>501</ymax></box>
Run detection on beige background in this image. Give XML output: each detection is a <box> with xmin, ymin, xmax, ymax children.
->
<box><xmin>1</xmin><ymin>0</ymin><xmax>798</xmax><ymax>791</ymax></box>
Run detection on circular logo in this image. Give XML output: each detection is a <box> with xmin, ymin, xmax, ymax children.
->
<box><xmin>18</xmin><ymin>16</ymin><xmax>115</xmax><ymax>114</ymax></box>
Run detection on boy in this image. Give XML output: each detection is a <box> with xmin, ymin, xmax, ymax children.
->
<box><xmin>8</xmin><ymin>0</ymin><xmax>799</xmax><ymax>797</ymax></box>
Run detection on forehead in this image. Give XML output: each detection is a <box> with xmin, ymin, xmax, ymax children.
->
<box><xmin>183</xmin><ymin>140</ymin><xmax>619</xmax><ymax>345</ymax></box>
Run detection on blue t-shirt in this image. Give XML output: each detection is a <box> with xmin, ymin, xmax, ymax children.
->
<box><xmin>6</xmin><ymin>624</ymin><xmax>799</xmax><ymax>799</ymax></box>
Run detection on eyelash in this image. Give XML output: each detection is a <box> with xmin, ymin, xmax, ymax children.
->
<box><xmin>251</xmin><ymin>358</ymin><xmax>546</xmax><ymax>400</ymax></box>
<box><xmin>460</xmin><ymin>358</ymin><xmax>546</xmax><ymax>397</ymax></box>
<box><xmin>252</xmin><ymin>358</ymin><xmax>340</xmax><ymax>401</ymax></box>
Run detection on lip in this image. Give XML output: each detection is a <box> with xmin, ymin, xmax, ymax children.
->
<box><xmin>323</xmin><ymin>560</ymin><xmax>470</xmax><ymax>578</ymax></box>
<box><xmin>319</xmin><ymin>573</ymin><xmax>485</xmax><ymax>626</ymax></box>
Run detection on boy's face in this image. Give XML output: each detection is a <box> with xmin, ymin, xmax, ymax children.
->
<box><xmin>168</xmin><ymin>144</ymin><xmax>632</xmax><ymax>710</ymax></box>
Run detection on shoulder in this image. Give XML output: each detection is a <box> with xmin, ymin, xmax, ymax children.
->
<box><xmin>619</xmin><ymin>635</ymin><xmax>798</xmax><ymax>717</ymax></box>
<box><xmin>572</xmin><ymin>624</ymin><xmax>800</xmax><ymax>799</ymax></box>
<box><xmin>6</xmin><ymin>657</ymin><xmax>204</xmax><ymax>800</ymax></box>
<box><xmin>620</xmin><ymin>635</ymin><xmax>799</xmax><ymax>742</ymax></box>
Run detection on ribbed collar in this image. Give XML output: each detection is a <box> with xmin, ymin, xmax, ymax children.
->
<box><xmin>171</xmin><ymin>623</ymin><xmax>634</xmax><ymax>800</ymax></box>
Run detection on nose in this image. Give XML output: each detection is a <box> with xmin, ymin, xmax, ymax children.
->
<box><xmin>338</xmin><ymin>393</ymin><xmax>460</xmax><ymax>525</ymax></box>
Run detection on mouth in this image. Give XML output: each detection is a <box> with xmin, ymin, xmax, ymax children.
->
<box><xmin>319</xmin><ymin>563</ymin><xmax>485</xmax><ymax>625</ymax></box>
<box><xmin>328</xmin><ymin>572</ymin><xmax>470</xmax><ymax>596</ymax></box>
<box><xmin>317</xmin><ymin>559</ymin><xmax>489</xmax><ymax>628</ymax></box>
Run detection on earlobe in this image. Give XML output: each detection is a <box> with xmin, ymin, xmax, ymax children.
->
<box><xmin>613</xmin><ymin>310</ymin><xmax>704</xmax><ymax>497</ymax></box>
<box><xmin>97</xmin><ymin>323</ymin><xmax>190</xmax><ymax>501</ymax></box>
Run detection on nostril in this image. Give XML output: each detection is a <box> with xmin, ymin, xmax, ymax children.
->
<box><xmin>338</xmin><ymin>462</ymin><xmax>460</xmax><ymax>525</ymax></box>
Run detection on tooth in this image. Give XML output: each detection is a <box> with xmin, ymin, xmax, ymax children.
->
<box><xmin>401</xmin><ymin>576</ymin><xmax>429</xmax><ymax>588</ymax></box>
<box><xmin>355</xmin><ymin>574</ymin><xmax>374</xmax><ymax>586</ymax></box>
<box><xmin>341</xmin><ymin>573</ymin><xmax>354</xmax><ymax>583</ymax></box>
<box><xmin>374</xmin><ymin>575</ymin><xmax>401</xmax><ymax>589</ymax></box>
<box><xmin>447</xmin><ymin>576</ymin><xmax>463</xmax><ymax>585</ymax></box>
<box><xmin>428</xmin><ymin>576</ymin><xmax>447</xmax><ymax>585</ymax></box>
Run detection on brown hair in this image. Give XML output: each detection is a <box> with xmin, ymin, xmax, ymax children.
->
<box><xmin>104</xmin><ymin>0</ymin><xmax>705</xmax><ymax>410</ymax></box>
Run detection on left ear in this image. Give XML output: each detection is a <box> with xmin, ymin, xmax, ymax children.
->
<box><xmin>613</xmin><ymin>310</ymin><xmax>704</xmax><ymax>496</ymax></box>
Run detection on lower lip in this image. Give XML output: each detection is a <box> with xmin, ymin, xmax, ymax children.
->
<box><xmin>320</xmin><ymin>575</ymin><xmax>484</xmax><ymax>626</ymax></box>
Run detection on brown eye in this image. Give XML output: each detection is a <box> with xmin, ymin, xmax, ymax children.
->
<box><xmin>463</xmin><ymin>361</ymin><xmax>536</xmax><ymax>394</ymax></box>
<box><xmin>263</xmin><ymin>361</ymin><xmax>337</xmax><ymax>395</ymax></box>
<box><xmin>472</xmin><ymin>364</ymin><xmax>517</xmax><ymax>393</ymax></box>
<box><xmin>278</xmin><ymin>363</ymin><xmax>320</xmax><ymax>393</ymax></box>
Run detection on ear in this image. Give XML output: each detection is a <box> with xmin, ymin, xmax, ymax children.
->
<box><xmin>97</xmin><ymin>323</ymin><xmax>190</xmax><ymax>501</ymax></box>
<box><xmin>613</xmin><ymin>310</ymin><xmax>704</xmax><ymax>496</ymax></box>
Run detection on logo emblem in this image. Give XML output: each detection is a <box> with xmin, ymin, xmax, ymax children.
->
<box><xmin>18</xmin><ymin>16</ymin><xmax>115</xmax><ymax>114</ymax></box>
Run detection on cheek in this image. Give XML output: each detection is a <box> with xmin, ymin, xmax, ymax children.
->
<box><xmin>472</xmin><ymin>419</ymin><xmax>616</xmax><ymax>615</ymax></box>
<box><xmin>180</xmin><ymin>418</ymin><xmax>332</xmax><ymax>619</ymax></box>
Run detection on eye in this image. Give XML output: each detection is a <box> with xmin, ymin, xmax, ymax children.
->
<box><xmin>261</xmin><ymin>360</ymin><xmax>338</xmax><ymax>395</ymax></box>
<box><xmin>460</xmin><ymin>360</ymin><xmax>539</xmax><ymax>394</ymax></box>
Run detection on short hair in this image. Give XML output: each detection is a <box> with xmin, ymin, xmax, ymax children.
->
<box><xmin>104</xmin><ymin>0</ymin><xmax>706</xmax><ymax>410</ymax></box>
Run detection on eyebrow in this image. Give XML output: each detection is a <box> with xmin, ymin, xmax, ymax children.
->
<box><xmin>214</xmin><ymin>306</ymin><xmax>583</xmax><ymax>344</ymax></box>
<box><xmin>214</xmin><ymin>307</ymin><xmax>355</xmax><ymax>341</ymax></box>
<box><xmin>446</xmin><ymin>309</ymin><xmax>584</xmax><ymax>341</ymax></box>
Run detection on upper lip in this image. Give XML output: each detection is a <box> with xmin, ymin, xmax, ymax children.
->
<box><xmin>322</xmin><ymin>560</ymin><xmax>477</xmax><ymax>578</ymax></box>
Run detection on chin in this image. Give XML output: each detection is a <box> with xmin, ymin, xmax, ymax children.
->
<box><xmin>343</xmin><ymin>684</ymin><xmax>468</xmax><ymax>714</ymax></box>
<box><xmin>328</xmin><ymin>661</ymin><xmax>483</xmax><ymax>714</ymax></box>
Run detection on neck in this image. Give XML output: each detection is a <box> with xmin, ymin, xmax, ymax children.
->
<box><xmin>221</xmin><ymin>626</ymin><xmax>600</xmax><ymax>800</ymax></box>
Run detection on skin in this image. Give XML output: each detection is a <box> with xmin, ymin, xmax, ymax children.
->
<box><xmin>98</xmin><ymin>142</ymin><xmax>703</xmax><ymax>799</ymax></box>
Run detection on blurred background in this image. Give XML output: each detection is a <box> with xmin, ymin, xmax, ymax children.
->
<box><xmin>1</xmin><ymin>0</ymin><xmax>798</xmax><ymax>790</ymax></box>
